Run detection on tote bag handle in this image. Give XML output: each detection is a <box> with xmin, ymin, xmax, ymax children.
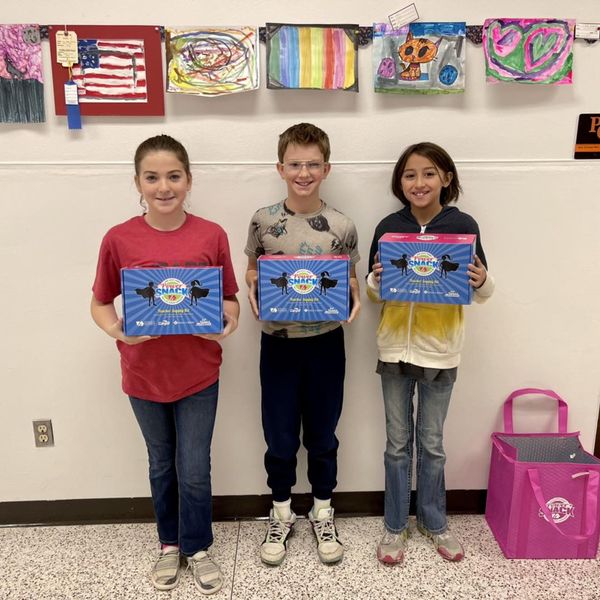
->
<box><xmin>504</xmin><ymin>388</ymin><xmax>568</xmax><ymax>433</ymax></box>
<box><xmin>527</xmin><ymin>468</ymin><xmax>599</xmax><ymax>542</ymax></box>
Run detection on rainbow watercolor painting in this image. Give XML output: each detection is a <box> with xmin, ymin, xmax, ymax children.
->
<box><xmin>0</xmin><ymin>24</ymin><xmax>44</xmax><ymax>123</ymax></box>
<box><xmin>483</xmin><ymin>18</ymin><xmax>574</xmax><ymax>85</ymax></box>
<box><xmin>266</xmin><ymin>24</ymin><xmax>358</xmax><ymax>91</ymax></box>
<box><xmin>166</xmin><ymin>27</ymin><xmax>259</xmax><ymax>96</ymax></box>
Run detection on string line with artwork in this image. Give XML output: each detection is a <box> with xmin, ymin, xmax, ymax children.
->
<box><xmin>0</xmin><ymin>18</ymin><xmax>592</xmax><ymax>124</ymax></box>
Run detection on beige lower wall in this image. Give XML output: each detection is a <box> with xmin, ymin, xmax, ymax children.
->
<box><xmin>2</xmin><ymin>161</ymin><xmax>598</xmax><ymax>501</ymax></box>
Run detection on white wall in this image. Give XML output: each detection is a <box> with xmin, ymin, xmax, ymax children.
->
<box><xmin>2</xmin><ymin>0</ymin><xmax>599</xmax><ymax>503</ymax></box>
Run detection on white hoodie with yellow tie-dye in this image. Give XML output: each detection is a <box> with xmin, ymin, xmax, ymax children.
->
<box><xmin>366</xmin><ymin>272</ymin><xmax>494</xmax><ymax>369</ymax></box>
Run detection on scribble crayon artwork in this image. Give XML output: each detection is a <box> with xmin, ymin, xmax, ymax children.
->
<box><xmin>483</xmin><ymin>18</ymin><xmax>574</xmax><ymax>85</ymax></box>
<box><xmin>373</xmin><ymin>22</ymin><xmax>466</xmax><ymax>94</ymax></box>
<box><xmin>0</xmin><ymin>24</ymin><xmax>44</xmax><ymax>123</ymax></box>
<box><xmin>266</xmin><ymin>24</ymin><xmax>359</xmax><ymax>91</ymax></box>
<box><xmin>166</xmin><ymin>27</ymin><xmax>259</xmax><ymax>96</ymax></box>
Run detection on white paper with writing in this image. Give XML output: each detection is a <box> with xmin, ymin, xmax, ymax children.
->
<box><xmin>55</xmin><ymin>30</ymin><xmax>78</xmax><ymax>67</ymax></box>
<box><xmin>389</xmin><ymin>4</ymin><xmax>419</xmax><ymax>30</ymax></box>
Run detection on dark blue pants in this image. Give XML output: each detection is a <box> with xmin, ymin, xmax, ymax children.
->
<box><xmin>260</xmin><ymin>327</ymin><xmax>346</xmax><ymax>502</ymax></box>
<box><xmin>129</xmin><ymin>381</ymin><xmax>218</xmax><ymax>555</ymax></box>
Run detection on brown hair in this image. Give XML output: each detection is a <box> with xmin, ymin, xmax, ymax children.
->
<box><xmin>391</xmin><ymin>142</ymin><xmax>462</xmax><ymax>206</ymax></box>
<box><xmin>134</xmin><ymin>134</ymin><xmax>191</xmax><ymax>177</ymax></box>
<box><xmin>277</xmin><ymin>123</ymin><xmax>331</xmax><ymax>163</ymax></box>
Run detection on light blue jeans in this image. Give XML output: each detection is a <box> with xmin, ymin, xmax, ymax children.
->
<box><xmin>381</xmin><ymin>372</ymin><xmax>453</xmax><ymax>534</ymax></box>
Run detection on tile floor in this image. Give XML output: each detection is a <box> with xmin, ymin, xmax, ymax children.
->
<box><xmin>1</xmin><ymin>515</ymin><xmax>598</xmax><ymax>600</ymax></box>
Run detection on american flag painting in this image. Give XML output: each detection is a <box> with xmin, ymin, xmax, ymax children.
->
<box><xmin>49</xmin><ymin>25</ymin><xmax>163</xmax><ymax>116</ymax></box>
<box><xmin>72</xmin><ymin>38</ymin><xmax>147</xmax><ymax>102</ymax></box>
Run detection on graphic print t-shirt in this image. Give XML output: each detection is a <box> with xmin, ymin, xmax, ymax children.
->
<box><xmin>245</xmin><ymin>200</ymin><xmax>359</xmax><ymax>338</ymax></box>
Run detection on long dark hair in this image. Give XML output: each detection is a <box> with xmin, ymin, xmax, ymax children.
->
<box><xmin>391</xmin><ymin>142</ymin><xmax>462</xmax><ymax>206</ymax></box>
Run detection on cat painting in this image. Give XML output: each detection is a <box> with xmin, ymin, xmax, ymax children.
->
<box><xmin>397</xmin><ymin>32</ymin><xmax>440</xmax><ymax>80</ymax></box>
<box><xmin>373</xmin><ymin>22</ymin><xmax>466</xmax><ymax>94</ymax></box>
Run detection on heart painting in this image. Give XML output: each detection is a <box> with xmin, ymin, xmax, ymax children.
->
<box><xmin>483</xmin><ymin>18</ymin><xmax>574</xmax><ymax>85</ymax></box>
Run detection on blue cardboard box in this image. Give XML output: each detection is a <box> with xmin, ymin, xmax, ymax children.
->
<box><xmin>121</xmin><ymin>267</ymin><xmax>223</xmax><ymax>335</ymax></box>
<box><xmin>379</xmin><ymin>233</ymin><xmax>476</xmax><ymax>304</ymax></box>
<box><xmin>258</xmin><ymin>255</ymin><xmax>350</xmax><ymax>321</ymax></box>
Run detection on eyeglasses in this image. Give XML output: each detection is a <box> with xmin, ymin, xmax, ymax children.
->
<box><xmin>282</xmin><ymin>161</ymin><xmax>326</xmax><ymax>174</ymax></box>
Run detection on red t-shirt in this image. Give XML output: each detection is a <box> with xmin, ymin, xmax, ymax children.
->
<box><xmin>92</xmin><ymin>214</ymin><xmax>239</xmax><ymax>402</ymax></box>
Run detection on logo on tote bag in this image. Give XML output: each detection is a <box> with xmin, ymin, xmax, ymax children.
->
<box><xmin>538</xmin><ymin>497</ymin><xmax>575</xmax><ymax>524</ymax></box>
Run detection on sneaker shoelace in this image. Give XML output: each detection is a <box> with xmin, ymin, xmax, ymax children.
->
<box><xmin>156</xmin><ymin>549</ymin><xmax>179</xmax><ymax>568</ymax></box>
<box><xmin>265</xmin><ymin>517</ymin><xmax>291</xmax><ymax>543</ymax></box>
<box><xmin>312</xmin><ymin>516</ymin><xmax>338</xmax><ymax>543</ymax></box>
<box><xmin>381</xmin><ymin>531</ymin><xmax>400</xmax><ymax>545</ymax></box>
<box><xmin>436</xmin><ymin>531</ymin><xmax>461</xmax><ymax>548</ymax></box>
<box><xmin>189</xmin><ymin>553</ymin><xmax>219</xmax><ymax>581</ymax></box>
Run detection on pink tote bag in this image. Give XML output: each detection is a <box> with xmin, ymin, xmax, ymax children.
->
<box><xmin>485</xmin><ymin>388</ymin><xmax>600</xmax><ymax>559</ymax></box>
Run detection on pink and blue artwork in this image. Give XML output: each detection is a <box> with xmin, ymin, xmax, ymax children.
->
<box><xmin>0</xmin><ymin>24</ymin><xmax>44</xmax><ymax>123</ymax></box>
<box><xmin>483</xmin><ymin>18</ymin><xmax>574</xmax><ymax>85</ymax></box>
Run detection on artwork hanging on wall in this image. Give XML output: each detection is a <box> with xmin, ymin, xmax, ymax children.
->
<box><xmin>483</xmin><ymin>19</ymin><xmax>575</xmax><ymax>85</ymax></box>
<box><xmin>49</xmin><ymin>25</ymin><xmax>164</xmax><ymax>116</ymax></box>
<box><xmin>266</xmin><ymin>23</ymin><xmax>359</xmax><ymax>91</ymax></box>
<box><xmin>166</xmin><ymin>27</ymin><xmax>259</xmax><ymax>96</ymax></box>
<box><xmin>0</xmin><ymin>24</ymin><xmax>45</xmax><ymax>123</ymax></box>
<box><xmin>372</xmin><ymin>22</ymin><xmax>466</xmax><ymax>94</ymax></box>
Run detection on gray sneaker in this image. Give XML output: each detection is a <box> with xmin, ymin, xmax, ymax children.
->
<box><xmin>417</xmin><ymin>524</ymin><xmax>464</xmax><ymax>561</ymax></box>
<box><xmin>377</xmin><ymin>528</ymin><xmax>408</xmax><ymax>565</ymax></box>
<box><xmin>308</xmin><ymin>507</ymin><xmax>344</xmax><ymax>564</ymax></box>
<box><xmin>151</xmin><ymin>546</ymin><xmax>181</xmax><ymax>590</ymax></box>
<box><xmin>260</xmin><ymin>509</ymin><xmax>297</xmax><ymax>566</ymax></box>
<box><xmin>187</xmin><ymin>551</ymin><xmax>223</xmax><ymax>595</ymax></box>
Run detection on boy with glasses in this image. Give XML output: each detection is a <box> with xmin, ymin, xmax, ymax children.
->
<box><xmin>245</xmin><ymin>123</ymin><xmax>360</xmax><ymax>566</ymax></box>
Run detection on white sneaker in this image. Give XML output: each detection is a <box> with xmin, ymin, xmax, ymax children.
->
<box><xmin>260</xmin><ymin>509</ymin><xmax>297</xmax><ymax>566</ymax></box>
<box><xmin>308</xmin><ymin>506</ymin><xmax>344</xmax><ymax>564</ymax></box>
<box><xmin>377</xmin><ymin>528</ymin><xmax>408</xmax><ymax>565</ymax></box>
<box><xmin>187</xmin><ymin>551</ymin><xmax>223</xmax><ymax>595</ymax></box>
<box><xmin>417</xmin><ymin>524</ymin><xmax>465</xmax><ymax>562</ymax></box>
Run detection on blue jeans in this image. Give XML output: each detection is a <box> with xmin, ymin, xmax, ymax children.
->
<box><xmin>129</xmin><ymin>381</ymin><xmax>218</xmax><ymax>555</ymax></box>
<box><xmin>381</xmin><ymin>372</ymin><xmax>453</xmax><ymax>534</ymax></box>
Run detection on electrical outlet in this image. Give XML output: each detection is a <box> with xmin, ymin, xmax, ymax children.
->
<box><xmin>33</xmin><ymin>419</ymin><xmax>54</xmax><ymax>447</ymax></box>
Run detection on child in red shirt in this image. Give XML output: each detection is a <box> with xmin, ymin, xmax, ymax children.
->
<box><xmin>91</xmin><ymin>135</ymin><xmax>239</xmax><ymax>594</ymax></box>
